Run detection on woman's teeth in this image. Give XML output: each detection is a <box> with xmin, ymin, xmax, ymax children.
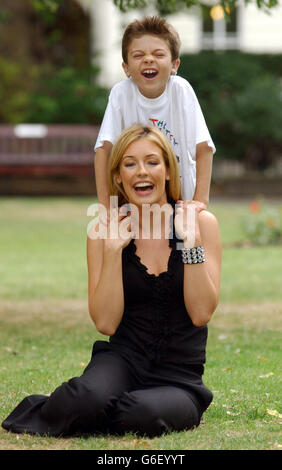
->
<box><xmin>134</xmin><ymin>182</ymin><xmax>154</xmax><ymax>191</ymax></box>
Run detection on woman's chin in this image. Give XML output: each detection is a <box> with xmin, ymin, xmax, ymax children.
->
<box><xmin>127</xmin><ymin>192</ymin><xmax>168</xmax><ymax>207</ymax></box>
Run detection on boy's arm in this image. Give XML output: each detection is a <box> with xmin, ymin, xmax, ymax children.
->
<box><xmin>193</xmin><ymin>142</ymin><xmax>213</xmax><ymax>209</ymax></box>
<box><xmin>94</xmin><ymin>141</ymin><xmax>113</xmax><ymax>210</ymax></box>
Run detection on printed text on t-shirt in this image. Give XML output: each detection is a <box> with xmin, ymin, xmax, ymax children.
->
<box><xmin>149</xmin><ymin>118</ymin><xmax>179</xmax><ymax>148</ymax></box>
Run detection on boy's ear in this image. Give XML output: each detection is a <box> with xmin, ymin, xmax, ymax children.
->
<box><xmin>171</xmin><ymin>58</ymin><xmax>180</xmax><ymax>75</ymax></box>
<box><xmin>122</xmin><ymin>62</ymin><xmax>130</xmax><ymax>78</ymax></box>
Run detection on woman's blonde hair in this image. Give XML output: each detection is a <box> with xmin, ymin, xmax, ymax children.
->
<box><xmin>108</xmin><ymin>124</ymin><xmax>181</xmax><ymax>206</ymax></box>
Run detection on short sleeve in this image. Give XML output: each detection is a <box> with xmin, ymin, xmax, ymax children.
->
<box><xmin>175</xmin><ymin>77</ymin><xmax>216</xmax><ymax>158</ymax></box>
<box><xmin>192</xmin><ymin>90</ymin><xmax>216</xmax><ymax>154</ymax></box>
<box><xmin>94</xmin><ymin>86</ymin><xmax>123</xmax><ymax>151</ymax></box>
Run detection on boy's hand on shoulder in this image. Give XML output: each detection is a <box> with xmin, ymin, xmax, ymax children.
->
<box><xmin>175</xmin><ymin>199</ymin><xmax>207</xmax><ymax>247</ymax></box>
<box><xmin>192</xmin><ymin>200</ymin><xmax>207</xmax><ymax>212</ymax></box>
<box><xmin>176</xmin><ymin>199</ymin><xmax>207</xmax><ymax>213</ymax></box>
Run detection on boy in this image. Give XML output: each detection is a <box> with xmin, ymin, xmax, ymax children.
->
<box><xmin>94</xmin><ymin>16</ymin><xmax>215</xmax><ymax>210</ymax></box>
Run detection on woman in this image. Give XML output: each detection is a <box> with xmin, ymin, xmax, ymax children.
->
<box><xmin>2</xmin><ymin>124</ymin><xmax>221</xmax><ymax>438</ymax></box>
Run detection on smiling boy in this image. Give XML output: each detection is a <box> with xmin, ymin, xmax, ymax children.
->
<box><xmin>94</xmin><ymin>16</ymin><xmax>215</xmax><ymax>210</ymax></box>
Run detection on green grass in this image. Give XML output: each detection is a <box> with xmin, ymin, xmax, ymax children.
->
<box><xmin>0</xmin><ymin>197</ymin><xmax>281</xmax><ymax>450</ymax></box>
<box><xmin>0</xmin><ymin>197</ymin><xmax>90</xmax><ymax>299</ymax></box>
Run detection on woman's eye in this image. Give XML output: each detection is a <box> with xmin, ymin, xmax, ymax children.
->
<box><xmin>124</xmin><ymin>162</ymin><xmax>135</xmax><ymax>167</ymax></box>
<box><xmin>148</xmin><ymin>161</ymin><xmax>159</xmax><ymax>166</ymax></box>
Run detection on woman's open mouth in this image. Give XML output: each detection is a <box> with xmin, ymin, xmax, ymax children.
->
<box><xmin>133</xmin><ymin>181</ymin><xmax>155</xmax><ymax>196</ymax></box>
<box><xmin>142</xmin><ymin>69</ymin><xmax>158</xmax><ymax>80</ymax></box>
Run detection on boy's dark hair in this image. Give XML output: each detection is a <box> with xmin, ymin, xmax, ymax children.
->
<box><xmin>122</xmin><ymin>16</ymin><xmax>181</xmax><ymax>63</ymax></box>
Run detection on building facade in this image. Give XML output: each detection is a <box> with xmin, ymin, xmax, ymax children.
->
<box><xmin>78</xmin><ymin>0</ymin><xmax>282</xmax><ymax>87</ymax></box>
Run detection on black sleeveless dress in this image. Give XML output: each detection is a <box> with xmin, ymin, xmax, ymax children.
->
<box><xmin>2</xmin><ymin>232</ymin><xmax>213</xmax><ymax>436</ymax></box>
<box><xmin>106</xmin><ymin>235</ymin><xmax>213</xmax><ymax>408</ymax></box>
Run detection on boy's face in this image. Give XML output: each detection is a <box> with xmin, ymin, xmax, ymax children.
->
<box><xmin>122</xmin><ymin>34</ymin><xmax>180</xmax><ymax>99</ymax></box>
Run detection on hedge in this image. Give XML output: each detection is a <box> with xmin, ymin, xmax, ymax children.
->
<box><xmin>1</xmin><ymin>51</ymin><xmax>282</xmax><ymax>170</ymax></box>
<box><xmin>179</xmin><ymin>51</ymin><xmax>282</xmax><ymax>170</ymax></box>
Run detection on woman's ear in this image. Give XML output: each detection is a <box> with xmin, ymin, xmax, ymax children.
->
<box><xmin>165</xmin><ymin>168</ymin><xmax>170</xmax><ymax>181</ymax></box>
<box><xmin>115</xmin><ymin>173</ymin><xmax>122</xmax><ymax>185</ymax></box>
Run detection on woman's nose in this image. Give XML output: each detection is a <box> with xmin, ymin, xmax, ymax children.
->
<box><xmin>137</xmin><ymin>162</ymin><xmax>147</xmax><ymax>175</ymax></box>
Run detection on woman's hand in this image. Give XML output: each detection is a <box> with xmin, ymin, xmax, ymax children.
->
<box><xmin>174</xmin><ymin>200</ymin><xmax>202</xmax><ymax>248</ymax></box>
<box><xmin>87</xmin><ymin>205</ymin><xmax>133</xmax><ymax>336</ymax></box>
<box><xmin>103</xmin><ymin>207</ymin><xmax>134</xmax><ymax>252</ymax></box>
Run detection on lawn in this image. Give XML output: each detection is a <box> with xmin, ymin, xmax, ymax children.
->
<box><xmin>0</xmin><ymin>197</ymin><xmax>281</xmax><ymax>450</ymax></box>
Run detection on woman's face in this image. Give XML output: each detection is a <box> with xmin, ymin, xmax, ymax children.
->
<box><xmin>116</xmin><ymin>137</ymin><xmax>170</xmax><ymax>207</ymax></box>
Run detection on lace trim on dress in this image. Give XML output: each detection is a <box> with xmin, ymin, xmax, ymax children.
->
<box><xmin>124</xmin><ymin>208</ymin><xmax>180</xmax><ymax>363</ymax></box>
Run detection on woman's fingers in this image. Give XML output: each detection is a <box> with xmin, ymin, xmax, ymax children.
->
<box><xmin>174</xmin><ymin>201</ymin><xmax>197</xmax><ymax>247</ymax></box>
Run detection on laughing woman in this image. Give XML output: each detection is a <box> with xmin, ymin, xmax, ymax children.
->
<box><xmin>2</xmin><ymin>124</ymin><xmax>221</xmax><ymax>438</ymax></box>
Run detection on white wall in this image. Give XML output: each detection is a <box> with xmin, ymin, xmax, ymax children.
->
<box><xmin>87</xmin><ymin>0</ymin><xmax>153</xmax><ymax>87</ymax></box>
<box><xmin>88</xmin><ymin>0</ymin><xmax>125</xmax><ymax>87</ymax></box>
<box><xmin>77</xmin><ymin>0</ymin><xmax>282</xmax><ymax>89</ymax></box>
<box><xmin>238</xmin><ymin>2</ymin><xmax>282</xmax><ymax>53</ymax></box>
<box><xmin>166</xmin><ymin>8</ymin><xmax>202</xmax><ymax>53</ymax></box>
<box><xmin>78</xmin><ymin>0</ymin><xmax>201</xmax><ymax>87</ymax></box>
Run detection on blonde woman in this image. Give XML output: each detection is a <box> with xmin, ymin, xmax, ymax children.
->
<box><xmin>2</xmin><ymin>125</ymin><xmax>221</xmax><ymax>438</ymax></box>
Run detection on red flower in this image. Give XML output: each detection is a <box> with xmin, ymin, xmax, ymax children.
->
<box><xmin>249</xmin><ymin>201</ymin><xmax>260</xmax><ymax>213</ymax></box>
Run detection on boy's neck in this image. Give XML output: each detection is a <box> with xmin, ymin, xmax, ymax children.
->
<box><xmin>134</xmin><ymin>77</ymin><xmax>171</xmax><ymax>100</ymax></box>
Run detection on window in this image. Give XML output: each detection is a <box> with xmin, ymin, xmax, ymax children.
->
<box><xmin>201</xmin><ymin>4</ymin><xmax>238</xmax><ymax>50</ymax></box>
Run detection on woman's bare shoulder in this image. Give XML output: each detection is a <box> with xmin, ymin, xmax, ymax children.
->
<box><xmin>199</xmin><ymin>209</ymin><xmax>219</xmax><ymax>226</ymax></box>
<box><xmin>199</xmin><ymin>210</ymin><xmax>221</xmax><ymax>244</ymax></box>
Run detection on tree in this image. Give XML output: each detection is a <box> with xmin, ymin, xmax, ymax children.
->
<box><xmin>113</xmin><ymin>0</ymin><xmax>279</xmax><ymax>15</ymax></box>
<box><xmin>28</xmin><ymin>0</ymin><xmax>279</xmax><ymax>18</ymax></box>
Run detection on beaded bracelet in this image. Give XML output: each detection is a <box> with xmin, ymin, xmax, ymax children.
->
<box><xmin>181</xmin><ymin>245</ymin><xmax>205</xmax><ymax>264</ymax></box>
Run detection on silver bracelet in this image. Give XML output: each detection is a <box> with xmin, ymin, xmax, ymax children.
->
<box><xmin>182</xmin><ymin>245</ymin><xmax>205</xmax><ymax>264</ymax></box>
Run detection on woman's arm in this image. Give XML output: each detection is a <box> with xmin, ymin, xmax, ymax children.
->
<box><xmin>176</xmin><ymin>207</ymin><xmax>221</xmax><ymax>327</ymax></box>
<box><xmin>87</xmin><ymin>216</ymin><xmax>132</xmax><ymax>336</ymax></box>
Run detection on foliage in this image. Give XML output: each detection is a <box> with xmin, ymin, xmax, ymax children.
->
<box><xmin>26</xmin><ymin>65</ymin><xmax>109</xmax><ymax>124</ymax></box>
<box><xmin>231</xmin><ymin>75</ymin><xmax>282</xmax><ymax>170</ymax></box>
<box><xmin>241</xmin><ymin>200</ymin><xmax>282</xmax><ymax>246</ymax></box>
<box><xmin>27</xmin><ymin>0</ymin><xmax>280</xmax><ymax>16</ymax></box>
<box><xmin>179</xmin><ymin>51</ymin><xmax>282</xmax><ymax>169</ymax></box>
<box><xmin>0</xmin><ymin>0</ymin><xmax>106</xmax><ymax>124</ymax></box>
<box><xmin>0</xmin><ymin>58</ymin><xmax>33</xmax><ymax>124</ymax></box>
<box><xmin>114</xmin><ymin>0</ymin><xmax>279</xmax><ymax>14</ymax></box>
<box><xmin>0</xmin><ymin>59</ymin><xmax>108</xmax><ymax>124</ymax></box>
<box><xmin>31</xmin><ymin>0</ymin><xmax>59</xmax><ymax>24</ymax></box>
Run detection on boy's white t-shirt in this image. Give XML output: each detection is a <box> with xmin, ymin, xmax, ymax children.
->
<box><xmin>94</xmin><ymin>75</ymin><xmax>215</xmax><ymax>201</ymax></box>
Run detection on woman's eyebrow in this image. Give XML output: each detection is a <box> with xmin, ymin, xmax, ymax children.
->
<box><xmin>122</xmin><ymin>153</ymin><xmax>160</xmax><ymax>159</ymax></box>
<box><xmin>145</xmin><ymin>153</ymin><xmax>161</xmax><ymax>158</ymax></box>
<box><xmin>122</xmin><ymin>155</ymin><xmax>136</xmax><ymax>160</ymax></box>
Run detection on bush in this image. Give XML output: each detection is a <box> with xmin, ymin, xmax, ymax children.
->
<box><xmin>179</xmin><ymin>52</ymin><xmax>282</xmax><ymax>170</ymax></box>
<box><xmin>26</xmin><ymin>65</ymin><xmax>109</xmax><ymax>125</ymax></box>
<box><xmin>0</xmin><ymin>58</ymin><xmax>31</xmax><ymax>123</ymax></box>
<box><xmin>241</xmin><ymin>200</ymin><xmax>282</xmax><ymax>246</ymax></box>
<box><xmin>0</xmin><ymin>60</ymin><xmax>109</xmax><ymax>125</ymax></box>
